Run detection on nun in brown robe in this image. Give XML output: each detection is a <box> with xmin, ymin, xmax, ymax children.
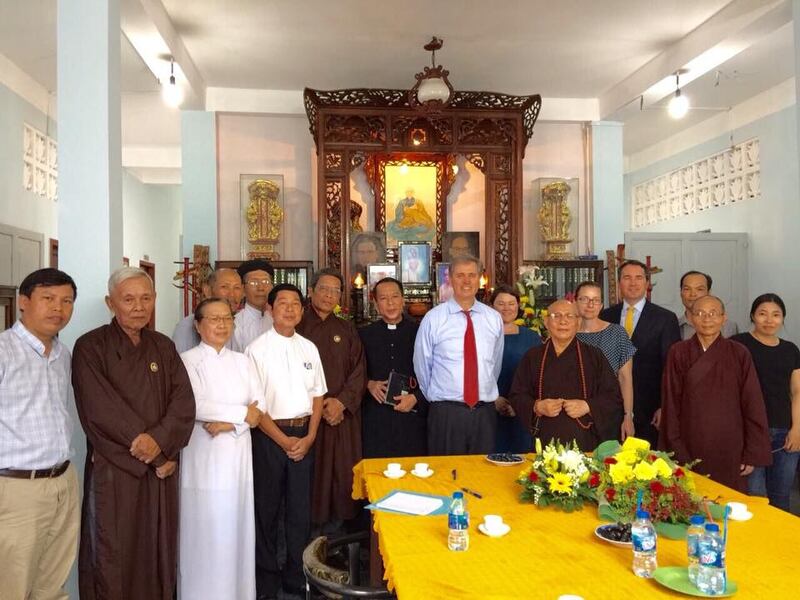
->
<box><xmin>509</xmin><ymin>300</ymin><xmax>623</xmax><ymax>451</ymax></box>
<box><xmin>71</xmin><ymin>269</ymin><xmax>195</xmax><ymax>600</ymax></box>
<box><xmin>297</xmin><ymin>269</ymin><xmax>366</xmax><ymax>524</ymax></box>
<box><xmin>659</xmin><ymin>296</ymin><xmax>772</xmax><ymax>492</ymax></box>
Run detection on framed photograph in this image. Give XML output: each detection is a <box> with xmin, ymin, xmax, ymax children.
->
<box><xmin>350</xmin><ymin>231</ymin><xmax>386</xmax><ymax>277</ymax></box>
<box><xmin>436</xmin><ymin>262</ymin><xmax>453</xmax><ymax>304</ymax></box>
<box><xmin>367</xmin><ymin>263</ymin><xmax>399</xmax><ymax>291</ymax></box>
<box><xmin>442</xmin><ymin>231</ymin><xmax>480</xmax><ymax>263</ymax></box>
<box><xmin>384</xmin><ymin>164</ymin><xmax>438</xmax><ymax>247</ymax></box>
<box><xmin>398</xmin><ymin>241</ymin><xmax>432</xmax><ymax>285</ymax></box>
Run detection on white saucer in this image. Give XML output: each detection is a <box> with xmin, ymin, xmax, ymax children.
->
<box><xmin>411</xmin><ymin>468</ymin><xmax>434</xmax><ymax>478</ymax></box>
<box><xmin>478</xmin><ymin>523</ymin><xmax>510</xmax><ymax>538</ymax></box>
<box><xmin>728</xmin><ymin>510</ymin><xmax>753</xmax><ymax>522</ymax></box>
<box><xmin>383</xmin><ymin>469</ymin><xmax>406</xmax><ymax>479</ymax></box>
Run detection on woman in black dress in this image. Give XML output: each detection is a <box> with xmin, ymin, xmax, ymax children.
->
<box><xmin>359</xmin><ymin>277</ymin><xmax>427</xmax><ymax>458</ymax></box>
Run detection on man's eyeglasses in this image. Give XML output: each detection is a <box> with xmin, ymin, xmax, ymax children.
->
<box><xmin>576</xmin><ymin>296</ymin><xmax>602</xmax><ymax>305</ymax></box>
<box><xmin>316</xmin><ymin>285</ymin><xmax>342</xmax><ymax>296</ymax></box>
<box><xmin>202</xmin><ymin>316</ymin><xmax>235</xmax><ymax>325</ymax></box>
<box><xmin>246</xmin><ymin>278</ymin><xmax>273</xmax><ymax>287</ymax></box>
<box><xmin>547</xmin><ymin>312</ymin><xmax>579</xmax><ymax>321</ymax></box>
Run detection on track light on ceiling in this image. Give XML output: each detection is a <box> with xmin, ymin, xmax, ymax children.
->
<box><xmin>667</xmin><ymin>71</ymin><xmax>689</xmax><ymax>119</ymax></box>
<box><xmin>162</xmin><ymin>58</ymin><xmax>184</xmax><ymax>108</ymax></box>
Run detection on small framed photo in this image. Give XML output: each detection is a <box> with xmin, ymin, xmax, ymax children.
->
<box><xmin>367</xmin><ymin>263</ymin><xmax>399</xmax><ymax>291</ymax></box>
<box><xmin>442</xmin><ymin>231</ymin><xmax>480</xmax><ymax>263</ymax></box>
<box><xmin>350</xmin><ymin>231</ymin><xmax>386</xmax><ymax>276</ymax></box>
<box><xmin>398</xmin><ymin>241</ymin><xmax>432</xmax><ymax>284</ymax></box>
<box><xmin>436</xmin><ymin>262</ymin><xmax>453</xmax><ymax>304</ymax></box>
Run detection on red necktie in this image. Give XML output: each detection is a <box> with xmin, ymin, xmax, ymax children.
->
<box><xmin>462</xmin><ymin>310</ymin><xmax>479</xmax><ymax>408</ymax></box>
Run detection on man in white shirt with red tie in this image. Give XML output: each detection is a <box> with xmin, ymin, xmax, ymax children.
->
<box><xmin>413</xmin><ymin>255</ymin><xmax>504</xmax><ymax>455</ymax></box>
<box><xmin>0</xmin><ymin>268</ymin><xmax>80</xmax><ymax>599</ymax></box>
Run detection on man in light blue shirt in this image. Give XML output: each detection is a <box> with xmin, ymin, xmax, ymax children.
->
<box><xmin>414</xmin><ymin>255</ymin><xmax>504</xmax><ymax>454</ymax></box>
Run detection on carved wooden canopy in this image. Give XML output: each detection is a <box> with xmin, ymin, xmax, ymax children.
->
<box><xmin>304</xmin><ymin>87</ymin><xmax>541</xmax><ymax>301</ymax></box>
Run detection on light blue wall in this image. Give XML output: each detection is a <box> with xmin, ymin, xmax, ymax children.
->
<box><xmin>121</xmin><ymin>170</ymin><xmax>183</xmax><ymax>335</ymax></box>
<box><xmin>181</xmin><ymin>110</ymin><xmax>217</xmax><ymax>263</ymax></box>
<box><xmin>0</xmin><ymin>81</ymin><xmax>58</xmax><ymax>244</ymax></box>
<box><xmin>592</xmin><ymin>121</ymin><xmax>625</xmax><ymax>256</ymax></box>
<box><xmin>624</xmin><ymin>106</ymin><xmax>800</xmax><ymax>339</ymax></box>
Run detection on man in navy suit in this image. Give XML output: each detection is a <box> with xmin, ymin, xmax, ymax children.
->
<box><xmin>600</xmin><ymin>260</ymin><xmax>680</xmax><ymax>445</ymax></box>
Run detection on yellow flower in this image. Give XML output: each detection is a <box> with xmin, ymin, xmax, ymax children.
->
<box><xmin>535</xmin><ymin>438</ymin><xmax>543</xmax><ymax>456</ymax></box>
<box><xmin>609</xmin><ymin>462</ymin><xmax>634</xmax><ymax>485</ymax></box>
<box><xmin>547</xmin><ymin>472</ymin><xmax>573</xmax><ymax>494</ymax></box>
<box><xmin>518</xmin><ymin>468</ymin><xmax>530</xmax><ymax>479</ymax></box>
<box><xmin>524</xmin><ymin>307</ymin><xmax>534</xmax><ymax>315</ymax></box>
<box><xmin>685</xmin><ymin>471</ymin><xmax>696</xmax><ymax>490</ymax></box>
<box><xmin>633</xmin><ymin>461</ymin><xmax>657</xmax><ymax>481</ymax></box>
<box><xmin>513</xmin><ymin>318</ymin><xmax>525</xmax><ymax>326</ymax></box>
<box><xmin>579</xmin><ymin>470</ymin><xmax>590</xmax><ymax>483</ymax></box>
<box><xmin>615</xmin><ymin>450</ymin><xmax>639</xmax><ymax>465</ymax></box>
<box><xmin>540</xmin><ymin>309</ymin><xmax>548</xmax><ymax>317</ymax></box>
<box><xmin>520</xmin><ymin>295</ymin><xmax>529</xmax><ymax>304</ymax></box>
<box><xmin>621</xmin><ymin>436</ymin><xmax>651</xmax><ymax>452</ymax></box>
<box><xmin>652</xmin><ymin>458</ymin><xmax>672</xmax><ymax>479</ymax></box>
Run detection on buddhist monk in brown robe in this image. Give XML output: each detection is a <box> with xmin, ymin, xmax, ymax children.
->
<box><xmin>659</xmin><ymin>295</ymin><xmax>771</xmax><ymax>492</ymax></box>
<box><xmin>510</xmin><ymin>299</ymin><xmax>623</xmax><ymax>451</ymax></box>
<box><xmin>297</xmin><ymin>268</ymin><xmax>366</xmax><ymax>525</ymax></box>
<box><xmin>72</xmin><ymin>267</ymin><xmax>195</xmax><ymax>600</ymax></box>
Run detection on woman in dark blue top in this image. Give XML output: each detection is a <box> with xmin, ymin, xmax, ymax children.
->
<box><xmin>491</xmin><ymin>284</ymin><xmax>542</xmax><ymax>453</ymax></box>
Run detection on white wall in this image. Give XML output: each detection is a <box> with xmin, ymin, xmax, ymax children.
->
<box><xmin>0</xmin><ymin>80</ymin><xmax>58</xmax><ymax>252</ymax></box>
<box><xmin>217</xmin><ymin>113</ymin><xmax>315</xmax><ymax>262</ymax></box>
<box><xmin>122</xmin><ymin>169</ymin><xmax>183</xmax><ymax>335</ymax></box>
<box><xmin>624</xmin><ymin>105</ymin><xmax>800</xmax><ymax>340</ymax></box>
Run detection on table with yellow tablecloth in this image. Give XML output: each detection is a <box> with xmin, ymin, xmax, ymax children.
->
<box><xmin>353</xmin><ymin>454</ymin><xmax>800</xmax><ymax>599</ymax></box>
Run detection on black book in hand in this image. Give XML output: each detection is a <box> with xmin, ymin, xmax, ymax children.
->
<box><xmin>385</xmin><ymin>370</ymin><xmax>413</xmax><ymax>406</ymax></box>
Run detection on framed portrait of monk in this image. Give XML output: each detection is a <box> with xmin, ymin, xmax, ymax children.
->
<box><xmin>384</xmin><ymin>165</ymin><xmax>437</xmax><ymax>247</ymax></box>
<box><xmin>443</xmin><ymin>231</ymin><xmax>480</xmax><ymax>262</ymax></box>
<box><xmin>350</xmin><ymin>232</ymin><xmax>386</xmax><ymax>278</ymax></box>
<box><xmin>399</xmin><ymin>241</ymin><xmax>432</xmax><ymax>285</ymax></box>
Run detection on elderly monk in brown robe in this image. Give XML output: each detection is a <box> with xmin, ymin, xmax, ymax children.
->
<box><xmin>72</xmin><ymin>267</ymin><xmax>195</xmax><ymax>600</ymax></box>
<box><xmin>510</xmin><ymin>299</ymin><xmax>623</xmax><ymax>451</ymax></box>
<box><xmin>297</xmin><ymin>268</ymin><xmax>366</xmax><ymax>525</ymax></box>
<box><xmin>659</xmin><ymin>295</ymin><xmax>771</xmax><ymax>492</ymax></box>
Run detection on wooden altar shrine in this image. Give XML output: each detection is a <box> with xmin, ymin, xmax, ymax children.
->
<box><xmin>304</xmin><ymin>87</ymin><xmax>541</xmax><ymax>306</ymax></box>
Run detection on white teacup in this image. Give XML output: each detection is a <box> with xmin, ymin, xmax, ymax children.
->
<box><xmin>386</xmin><ymin>462</ymin><xmax>402</xmax><ymax>475</ymax></box>
<box><xmin>414</xmin><ymin>462</ymin><xmax>430</xmax><ymax>474</ymax></box>
<box><xmin>727</xmin><ymin>501</ymin><xmax>748</xmax><ymax>518</ymax></box>
<box><xmin>483</xmin><ymin>514</ymin><xmax>504</xmax><ymax>533</ymax></box>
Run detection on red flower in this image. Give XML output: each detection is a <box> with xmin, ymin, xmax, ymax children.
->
<box><xmin>649</xmin><ymin>454</ymin><xmax>658</xmax><ymax>462</ymax></box>
<box><xmin>605</xmin><ymin>488</ymin><xmax>616</xmax><ymax>501</ymax></box>
<box><xmin>528</xmin><ymin>471</ymin><xmax>539</xmax><ymax>483</ymax></box>
<box><xmin>604</xmin><ymin>457</ymin><xmax>617</xmax><ymax>465</ymax></box>
<box><xmin>588</xmin><ymin>472</ymin><xmax>600</xmax><ymax>488</ymax></box>
<box><xmin>674</xmin><ymin>468</ymin><xmax>685</xmax><ymax>478</ymax></box>
<box><xmin>650</xmin><ymin>481</ymin><xmax>665</xmax><ymax>495</ymax></box>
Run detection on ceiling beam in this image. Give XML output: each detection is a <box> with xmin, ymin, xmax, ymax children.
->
<box><xmin>599</xmin><ymin>0</ymin><xmax>790</xmax><ymax>120</ymax></box>
<box><xmin>120</xmin><ymin>0</ymin><xmax>206</xmax><ymax>109</ymax></box>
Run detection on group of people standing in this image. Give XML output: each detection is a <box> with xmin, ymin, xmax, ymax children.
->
<box><xmin>1</xmin><ymin>254</ymin><xmax>798</xmax><ymax>600</ymax></box>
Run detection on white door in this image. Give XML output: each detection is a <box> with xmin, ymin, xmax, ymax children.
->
<box><xmin>623</xmin><ymin>232</ymin><xmax>748</xmax><ymax>330</ymax></box>
<box><xmin>0</xmin><ymin>223</ymin><xmax>44</xmax><ymax>285</ymax></box>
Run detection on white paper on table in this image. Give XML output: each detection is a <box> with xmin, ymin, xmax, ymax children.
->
<box><xmin>375</xmin><ymin>492</ymin><xmax>444</xmax><ymax>515</ymax></box>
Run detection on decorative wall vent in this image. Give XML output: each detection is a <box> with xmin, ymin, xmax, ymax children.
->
<box><xmin>631</xmin><ymin>139</ymin><xmax>759</xmax><ymax>229</ymax></box>
<box><xmin>23</xmin><ymin>123</ymin><xmax>58</xmax><ymax>201</ymax></box>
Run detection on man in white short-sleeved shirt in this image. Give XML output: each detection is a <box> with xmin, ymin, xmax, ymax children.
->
<box><xmin>245</xmin><ymin>283</ymin><xmax>326</xmax><ymax>599</ymax></box>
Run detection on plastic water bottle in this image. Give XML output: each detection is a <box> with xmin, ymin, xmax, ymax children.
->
<box><xmin>696</xmin><ymin>523</ymin><xmax>726</xmax><ymax>595</ymax></box>
<box><xmin>631</xmin><ymin>509</ymin><xmax>657</xmax><ymax>577</ymax></box>
<box><xmin>686</xmin><ymin>514</ymin><xmax>706</xmax><ymax>584</ymax></box>
<box><xmin>447</xmin><ymin>491</ymin><xmax>469</xmax><ymax>551</ymax></box>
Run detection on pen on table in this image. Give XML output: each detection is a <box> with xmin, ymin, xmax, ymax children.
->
<box><xmin>461</xmin><ymin>487</ymin><xmax>482</xmax><ymax>499</ymax></box>
<box><xmin>452</xmin><ymin>469</ymin><xmax>457</xmax><ymax>481</ymax></box>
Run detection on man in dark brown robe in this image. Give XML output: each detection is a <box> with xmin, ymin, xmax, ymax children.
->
<box><xmin>297</xmin><ymin>268</ymin><xmax>366</xmax><ymax>525</ymax></box>
<box><xmin>659</xmin><ymin>295</ymin><xmax>771</xmax><ymax>492</ymax></box>
<box><xmin>72</xmin><ymin>268</ymin><xmax>195</xmax><ymax>600</ymax></box>
<box><xmin>510</xmin><ymin>300</ymin><xmax>623</xmax><ymax>451</ymax></box>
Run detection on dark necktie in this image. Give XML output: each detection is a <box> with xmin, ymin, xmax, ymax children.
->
<box><xmin>462</xmin><ymin>310</ymin><xmax>479</xmax><ymax>407</ymax></box>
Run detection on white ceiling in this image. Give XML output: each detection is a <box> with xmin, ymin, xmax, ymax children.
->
<box><xmin>0</xmin><ymin>0</ymin><xmax>795</xmax><ymax>172</ymax></box>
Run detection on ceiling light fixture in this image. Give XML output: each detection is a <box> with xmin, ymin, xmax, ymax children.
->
<box><xmin>161</xmin><ymin>59</ymin><xmax>184</xmax><ymax>108</ymax></box>
<box><xmin>409</xmin><ymin>37</ymin><xmax>454</xmax><ymax>112</ymax></box>
<box><xmin>667</xmin><ymin>71</ymin><xmax>689</xmax><ymax>119</ymax></box>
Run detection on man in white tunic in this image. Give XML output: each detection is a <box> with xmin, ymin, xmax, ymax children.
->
<box><xmin>178</xmin><ymin>298</ymin><xmax>265</xmax><ymax>600</ymax></box>
<box><xmin>246</xmin><ymin>283</ymin><xmax>326</xmax><ymax>599</ymax></box>
<box><xmin>235</xmin><ymin>259</ymin><xmax>275</xmax><ymax>350</ymax></box>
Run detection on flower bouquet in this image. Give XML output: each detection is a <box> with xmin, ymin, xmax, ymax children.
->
<box><xmin>517</xmin><ymin>438</ymin><xmax>597</xmax><ymax>512</ymax></box>
<box><xmin>514</xmin><ymin>265</ymin><xmax>549</xmax><ymax>335</ymax></box>
<box><xmin>593</xmin><ymin>437</ymin><xmax>723</xmax><ymax>538</ymax></box>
